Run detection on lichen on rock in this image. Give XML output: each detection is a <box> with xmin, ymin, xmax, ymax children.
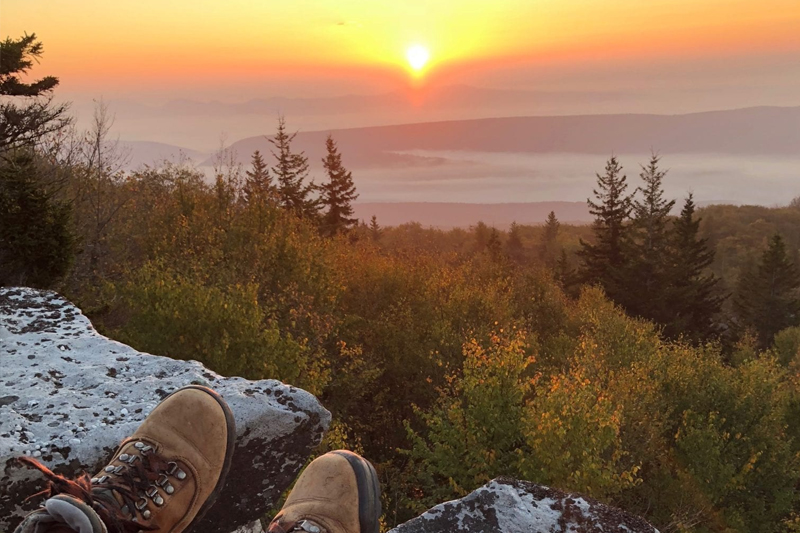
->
<box><xmin>388</xmin><ymin>477</ymin><xmax>660</xmax><ymax>533</ymax></box>
<box><xmin>0</xmin><ymin>287</ymin><xmax>331</xmax><ymax>533</ymax></box>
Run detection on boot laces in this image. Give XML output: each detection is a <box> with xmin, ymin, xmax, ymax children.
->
<box><xmin>91</xmin><ymin>441</ymin><xmax>187</xmax><ymax>526</ymax></box>
<box><xmin>20</xmin><ymin>440</ymin><xmax>187</xmax><ymax>533</ymax></box>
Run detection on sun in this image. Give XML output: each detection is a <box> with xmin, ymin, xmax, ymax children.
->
<box><xmin>406</xmin><ymin>45</ymin><xmax>430</xmax><ymax>72</ymax></box>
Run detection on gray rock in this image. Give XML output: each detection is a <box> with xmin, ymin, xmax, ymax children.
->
<box><xmin>0</xmin><ymin>287</ymin><xmax>331</xmax><ymax>533</ymax></box>
<box><xmin>389</xmin><ymin>477</ymin><xmax>659</xmax><ymax>533</ymax></box>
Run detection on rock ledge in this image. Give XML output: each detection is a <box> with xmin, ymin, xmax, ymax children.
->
<box><xmin>0</xmin><ymin>287</ymin><xmax>331</xmax><ymax>533</ymax></box>
<box><xmin>389</xmin><ymin>477</ymin><xmax>659</xmax><ymax>533</ymax></box>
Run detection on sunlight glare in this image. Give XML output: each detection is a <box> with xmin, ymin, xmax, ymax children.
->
<box><xmin>406</xmin><ymin>45</ymin><xmax>430</xmax><ymax>72</ymax></box>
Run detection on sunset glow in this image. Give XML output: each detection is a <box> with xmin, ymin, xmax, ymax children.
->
<box><xmin>406</xmin><ymin>45</ymin><xmax>430</xmax><ymax>73</ymax></box>
<box><xmin>3</xmin><ymin>0</ymin><xmax>800</xmax><ymax>103</ymax></box>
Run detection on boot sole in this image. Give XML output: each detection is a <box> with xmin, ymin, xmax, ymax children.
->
<box><xmin>171</xmin><ymin>385</ymin><xmax>237</xmax><ymax>533</ymax></box>
<box><xmin>331</xmin><ymin>450</ymin><xmax>382</xmax><ymax>533</ymax></box>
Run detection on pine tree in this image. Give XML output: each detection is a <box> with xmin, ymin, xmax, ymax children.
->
<box><xmin>619</xmin><ymin>154</ymin><xmax>676</xmax><ymax>318</ymax></box>
<box><xmin>664</xmin><ymin>195</ymin><xmax>724</xmax><ymax>341</ymax></box>
<box><xmin>242</xmin><ymin>150</ymin><xmax>276</xmax><ymax>204</ymax></box>
<box><xmin>319</xmin><ymin>134</ymin><xmax>359</xmax><ymax>236</ymax></box>
<box><xmin>578</xmin><ymin>156</ymin><xmax>633</xmax><ymax>297</ymax></box>
<box><xmin>1</xmin><ymin>34</ymin><xmax>70</xmax><ymax>149</ymax></box>
<box><xmin>369</xmin><ymin>215</ymin><xmax>382</xmax><ymax>242</ymax></box>
<box><xmin>0</xmin><ymin>151</ymin><xmax>75</xmax><ymax>288</ymax></box>
<box><xmin>269</xmin><ymin>116</ymin><xmax>318</xmax><ymax>218</ymax></box>
<box><xmin>539</xmin><ymin>211</ymin><xmax>561</xmax><ymax>266</ymax></box>
<box><xmin>734</xmin><ymin>234</ymin><xmax>800</xmax><ymax>348</ymax></box>
<box><xmin>506</xmin><ymin>221</ymin><xmax>525</xmax><ymax>263</ymax></box>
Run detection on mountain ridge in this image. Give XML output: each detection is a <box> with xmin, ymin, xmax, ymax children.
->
<box><xmin>215</xmin><ymin>105</ymin><xmax>800</xmax><ymax>168</ymax></box>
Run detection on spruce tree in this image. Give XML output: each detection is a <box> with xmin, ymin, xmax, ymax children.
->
<box><xmin>0</xmin><ymin>152</ymin><xmax>75</xmax><ymax>287</ymax></box>
<box><xmin>242</xmin><ymin>150</ymin><xmax>276</xmax><ymax>204</ymax></box>
<box><xmin>369</xmin><ymin>215</ymin><xmax>382</xmax><ymax>242</ymax></box>
<box><xmin>269</xmin><ymin>116</ymin><xmax>318</xmax><ymax>218</ymax></box>
<box><xmin>319</xmin><ymin>134</ymin><xmax>359</xmax><ymax>236</ymax></box>
<box><xmin>1</xmin><ymin>34</ymin><xmax>70</xmax><ymax>149</ymax></box>
<box><xmin>539</xmin><ymin>211</ymin><xmax>561</xmax><ymax>266</ymax></box>
<box><xmin>554</xmin><ymin>250</ymin><xmax>573</xmax><ymax>288</ymax></box>
<box><xmin>487</xmin><ymin>228</ymin><xmax>503</xmax><ymax>262</ymax></box>
<box><xmin>620</xmin><ymin>154</ymin><xmax>675</xmax><ymax>318</ymax></box>
<box><xmin>506</xmin><ymin>221</ymin><xmax>525</xmax><ymax>263</ymax></box>
<box><xmin>734</xmin><ymin>234</ymin><xmax>800</xmax><ymax>348</ymax></box>
<box><xmin>665</xmin><ymin>195</ymin><xmax>724</xmax><ymax>341</ymax></box>
<box><xmin>578</xmin><ymin>156</ymin><xmax>633</xmax><ymax>297</ymax></box>
<box><xmin>473</xmin><ymin>221</ymin><xmax>491</xmax><ymax>252</ymax></box>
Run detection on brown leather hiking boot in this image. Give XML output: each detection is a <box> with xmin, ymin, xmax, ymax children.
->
<box><xmin>14</xmin><ymin>385</ymin><xmax>236</xmax><ymax>533</ymax></box>
<box><xmin>268</xmin><ymin>450</ymin><xmax>381</xmax><ymax>533</ymax></box>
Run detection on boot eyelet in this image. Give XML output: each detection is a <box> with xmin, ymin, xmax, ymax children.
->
<box><xmin>156</xmin><ymin>474</ymin><xmax>169</xmax><ymax>487</ymax></box>
<box><xmin>165</xmin><ymin>483</ymin><xmax>175</xmax><ymax>495</ymax></box>
<box><xmin>128</xmin><ymin>455</ymin><xmax>139</xmax><ymax>465</ymax></box>
<box><xmin>146</xmin><ymin>487</ymin><xmax>159</xmax><ymax>499</ymax></box>
<box><xmin>104</xmin><ymin>466</ymin><xmax>115</xmax><ymax>473</ymax></box>
<box><xmin>114</xmin><ymin>465</ymin><xmax>126</xmax><ymax>474</ymax></box>
<box><xmin>174</xmin><ymin>468</ymin><xmax>187</xmax><ymax>480</ymax></box>
<box><xmin>153</xmin><ymin>495</ymin><xmax>165</xmax><ymax>506</ymax></box>
<box><xmin>135</xmin><ymin>498</ymin><xmax>148</xmax><ymax>511</ymax></box>
<box><xmin>119</xmin><ymin>453</ymin><xmax>130</xmax><ymax>462</ymax></box>
<box><xmin>142</xmin><ymin>510</ymin><xmax>152</xmax><ymax>520</ymax></box>
<box><xmin>166</xmin><ymin>461</ymin><xmax>178</xmax><ymax>475</ymax></box>
<box><xmin>295</xmin><ymin>520</ymin><xmax>321</xmax><ymax>533</ymax></box>
<box><xmin>134</xmin><ymin>442</ymin><xmax>145</xmax><ymax>450</ymax></box>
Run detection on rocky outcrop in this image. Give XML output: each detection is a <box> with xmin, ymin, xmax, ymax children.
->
<box><xmin>389</xmin><ymin>478</ymin><xmax>659</xmax><ymax>533</ymax></box>
<box><xmin>0</xmin><ymin>288</ymin><xmax>331</xmax><ymax>533</ymax></box>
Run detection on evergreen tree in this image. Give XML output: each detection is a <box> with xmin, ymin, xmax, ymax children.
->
<box><xmin>369</xmin><ymin>215</ymin><xmax>382</xmax><ymax>242</ymax></box>
<box><xmin>619</xmin><ymin>154</ymin><xmax>675</xmax><ymax>318</ymax></box>
<box><xmin>734</xmin><ymin>234</ymin><xmax>800</xmax><ymax>348</ymax></box>
<box><xmin>0</xmin><ymin>152</ymin><xmax>75</xmax><ymax>287</ymax></box>
<box><xmin>539</xmin><ymin>211</ymin><xmax>561</xmax><ymax>266</ymax></box>
<box><xmin>578</xmin><ymin>156</ymin><xmax>633</xmax><ymax>297</ymax></box>
<box><xmin>1</xmin><ymin>34</ymin><xmax>70</xmax><ymax>149</ymax></box>
<box><xmin>487</xmin><ymin>228</ymin><xmax>503</xmax><ymax>262</ymax></box>
<box><xmin>473</xmin><ymin>221</ymin><xmax>491</xmax><ymax>252</ymax></box>
<box><xmin>242</xmin><ymin>150</ymin><xmax>276</xmax><ymax>204</ymax></box>
<box><xmin>664</xmin><ymin>195</ymin><xmax>724</xmax><ymax>341</ymax></box>
<box><xmin>269</xmin><ymin>116</ymin><xmax>318</xmax><ymax>218</ymax></box>
<box><xmin>319</xmin><ymin>134</ymin><xmax>359</xmax><ymax>236</ymax></box>
<box><xmin>506</xmin><ymin>221</ymin><xmax>525</xmax><ymax>263</ymax></box>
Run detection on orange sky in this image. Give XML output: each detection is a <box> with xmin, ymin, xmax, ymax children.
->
<box><xmin>4</xmin><ymin>0</ymin><xmax>800</xmax><ymax>98</ymax></box>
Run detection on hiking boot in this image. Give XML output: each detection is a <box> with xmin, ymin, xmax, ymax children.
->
<box><xmin>14</xmin><ymin>385</ymin><xmax>236</xmax><ymax>533</ymax></box>
<box><xmin>268</xmin><ymin>450</ymin><xmax>381</xmax><ymax>533</ymax></box>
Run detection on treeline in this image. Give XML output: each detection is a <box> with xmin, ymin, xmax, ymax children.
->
<box><xmin>4</xmin><ymin>34</ymin><xmax>800</xmax><ymax>533</ymax></box>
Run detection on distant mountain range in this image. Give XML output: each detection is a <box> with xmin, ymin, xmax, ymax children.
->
<box><xmin>215</xmin><ymin>106</ymin><xmax>800</xmax><ymax>169</ymax></box>
<box><xmin>113</xmin><ymin>106</ymin><xmax>800</xmax><ymax>217</ymax></box>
